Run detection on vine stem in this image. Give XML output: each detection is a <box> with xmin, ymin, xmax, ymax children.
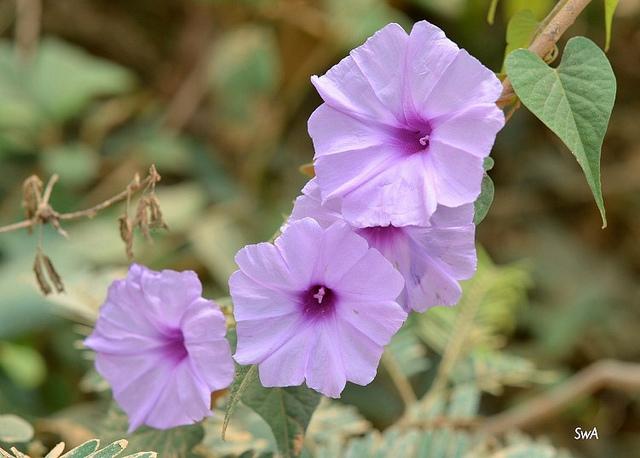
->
<box><xmin>480</xmin><ymin>359</ymin><xmax>640</xmax><ymax>435</ymax></box>
<box><xmin>498</xmin><ymin>0</ymin><xmax>592</xmax><ymax>109</ymax></box>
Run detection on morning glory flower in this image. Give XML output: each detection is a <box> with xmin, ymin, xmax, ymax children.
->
<box><xmin>309</xmin><ymin>20</ymin><xmax>504</xmax><ymax>227</ymax></box>
<box><xmin>84</xmin><ymin>264</ymin><xmax>234</xmax><ymax>432</ymax></box>
<box><xmin>290</xmin><ymin>179</ymin><xmax>476</xmax><ymax>312</ymax></box>
<box><xmin>230</xmin><ymin>218</ymin><xmax>407</xmax><ymax>397</ymax></box>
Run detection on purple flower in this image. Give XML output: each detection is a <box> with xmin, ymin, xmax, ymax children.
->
<box><xmin>84</xmin><ymin>264</ymin><xmax>234</xmax><ymax>432</ymax></box>
<box><xmin>290</xmin><ymin>179</ymin><xmax>476</xmax><ymax>312</ymax></box>
<box><xmin>309</xmin><ymin>21</ymin><xmax>504</xmax><ymax>227</ymax></box>
<box><xmin>230</xmin><ymin>218</ymin><xmax>407</xmax><ymax>397</ymax></box>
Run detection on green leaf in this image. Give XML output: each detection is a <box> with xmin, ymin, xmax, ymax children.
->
<box><xmin>60</xmin><ymin>440</ymin><xmax>100</xmax><ymax>458</ymax></box>
<box><xmin>474</xmin><ymin>172</ymin><xmax>494</xmax><ymax>225</ymax></box>
<box><xmin>502</xmin><ymin>9</ymin><xmax>539</xmax><ymax>70</ymax></box>
<box><xmin>0</xmin><ymin>342</ymin><xmax>46</xmax><ymax>388</ymax></box>
<box><xmin>41</xmin><ymin>143</ymin><xmax>100</xmax><ymax>188</ymax></box>
<box><xmin>228</xmin><ymin>365</ymin><xmax>321</xmax><ymax>457</ymax></box>
<box><xmin>106</xmin><ymin>426</ymin><xmax>202</xmax><ymax>458</ymax></box>
<box><xmin>86</xmin><ymin>440</ymin><xmax>127</xmax><ymax>458</ymax></box>
<box><xmin>223</xmin><ymin>365</ymin><xmax>258</xmax><ymax>439</ymax></box>
<box><xmin>0</xmin><ymin>415</ymin><xmax>33</xmax><ymax>443</ymax></box>
<box><xmin>29</xmin><ymin>39</ymin><xmax>134</xmax><ymax>121</ymax></box>
<box><xmin>505</xmin><ymin>37</ymin><xmax>616</xmax><ymax>227</ymax></box>
<box><xmin>487</xmin><ymin>0</ymin><xmax>500</xmax><ymax>25</ymax></box>
<box><xmin>604</xmin><ymin>0</ymin><xmax>620</xmax><ymax>51</ymax></box>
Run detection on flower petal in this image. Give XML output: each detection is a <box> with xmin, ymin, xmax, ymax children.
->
<box><xmin>337</xmin><ymin>300</ymin><xmax>406</xmax><ymax>346</ymax></box>
<box><xmin>421</xmin><ymin>49</ymin><xmax>503</xmax><ymax>119</ymax></box>
<box><xmin>336</xmin><ymin>153</ymin><xmax>438</xmax><ymax>227</ymax></box>
<box><xmin>258</xmin><ymin>323</ymin><xmax>316</xmax><ymax>388</ymax></box>
<box><xmin>304</xmin><ymin>319</ymin><xmax>346</xmax><ymax>398</ymax></box>
<box><xmin>229</xmin><ymin>271</ymin><xmax>299</xmax><ymax>321</ymax></box>
<box><xmin>426</xmin><ymin>141</ymin><xmax>485</xmax><ymax>207</ymax></box>
<box><xmin>431</xmin><ymin>104</ymin><xmax>504</xmax><ymax>158</ymax></box>
<box><xmin>234</xmin><ymin>313</ymin><xmax>302</xmax><ymax>365</ymax></box>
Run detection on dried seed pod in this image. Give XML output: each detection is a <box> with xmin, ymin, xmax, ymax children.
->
<box><xmin>148</xmin><ymin>195</ymin><xmax>168</xmax><ymax>230</ymax></box>
<box><xmin>118</xmin><ymin>214</ymin><xmax>134</xmax><ymax>260</ymax></box>
<box><xmin>22</xmin><ymin>176</ymin><xmax>43</xmax><ymax>231</ymax></box>
<box><xmin>42</xmin><ymin>254</ymin><xmax>65</xmax><ymax>293</ymax></box>
<box><xmin>33</xmin><ymin>252</ymin><xmax>52</xmax><ymax>296</ymax></box>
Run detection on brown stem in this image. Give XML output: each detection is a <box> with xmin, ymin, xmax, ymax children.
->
<box><xmin>498</xmin><ymin>0</ymin><xmax>592</xmax><ymax>109</ymax></box>
<box><xmin>480</xmin><ymin>359</ymin><xmax>640</xmax><ymax>436</ymax></box>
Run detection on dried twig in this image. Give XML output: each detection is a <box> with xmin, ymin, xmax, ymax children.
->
<box><xmin>0</xmin><ymin>166</ymin><xmax>161</xmax><ymax>235</ymax></box>
<box><xmin>481</xmin><ymin>359</ymin><xmax>640</xmax><ymax>435</ymax></box>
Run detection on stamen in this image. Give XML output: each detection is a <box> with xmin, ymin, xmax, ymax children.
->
<box><xmin>419</xmin><ymin>134</ymin><xmax>430</xmax><ymax>146</ymax></box>
<box><xmin>313</xmin><ymin>286</ymin><xmax>326</xmax><ymax>304</ymax></box>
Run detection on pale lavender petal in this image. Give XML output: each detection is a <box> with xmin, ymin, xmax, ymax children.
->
<box><xmin>258</xmin><ymin>324</ymin><xmax>315</xmax><ymax>388</ymax></box>
<box><xmin>308</xmin><ymin>104</ymin><xmax>389</xmax><ymax>157</ymax></box>
<box><xmin>401</xmin><ymin>254</ymin><xmax>464</xmax><ymax>312</ymax></box>
<box><xmin>143</xmin><ymin>361</ymin><xmax>211</xmax><ymax>430</ymax></box>
<box><xmin>336</xmin><ymin>320</ymin><xmax>383</xmax><ymax>385</ymax></box>
<box><xmin>318</xmin><ymin>221</ymin><xmax>371</xmax><ymax>286</ymax></box>
<box><xmin>182</xmin><ymin>300</ymin><xmax>234</xmax><ymax>390</ymax></box>
<box><xmin>140</xmin><ymin>268</ymin><xmax>203</xmax><ymax>327</ymax></box>
<box><xmin>94</xmin><ymin>351</ymin><xmax>173</xmax><ymax>432</ymax></box>
<box><xmin>234</xmin><ymin>314</ymin><xmax>301</xmax><ymax>364</ymax></box>
<box><xmin>234</xmin><ymin>242</ymin><xmax>302</xmax><ymax>291</ymax></box>
<box><xmin>334</xmin><ymin>248</ymin><xmax>404</xmax><ymax>300</ymax></box>
<box><xmin>421</xmin><ymin>49</ymin><xmax>503</xmax><ymax>119</ymax></box>
<box><xmin>404</xmin><ymin>21</ymin><xmax>459</xmax><ymax>123</ymax></box>
<box><xmin>407</xmin><ymin>225</ymin><xmax>477</xmax><ymax>280</ymax></box>
<box><xmin>336</xmin><ymin>153</ymin><xmax>438</xmax><ymax>227</ymax></box>
<box><xmin>274</xmin><ymin>218</ymin><xmax>323</xmax><ymax>286</ymax></box>
<box><xmin>337</xmin><ymin>300</ymin><xmax>406</xmax><ymax>346</ymax></box>
<box><xmin>229</xmin><ymin>271</ymin><xmax>299</xmax><ymax>321</ymax></box>
<box><xmin>431</xmin><ymin>104</ymin><xmax>504</xmax><ymax>158</ymax></box>
<box><xmin>426</xmin><ymin>141</ymin><xmax>485</xmax><ymax>207</ymax></box>
<box><xmin>313</xmin><ymin>144</ymin><xmax>399</xmax><ymax>203</ymax></box>
<box><xmin>311</xmin><ymin>27</ymin><xmax>404</xmax><ymax>127</ymax></box>
<box><xmin>304</xmin><ymin>320</ymin><xmax>347</xmax><ymax>398</ymax></box>
<box><xmin>429</xmin><ymin>203</ymin><xmax>475</xmax><ymax>227</ymax></box>
<box><xmin>349</xmin><ymin>23</ymin><xmax>409</xmax><ymax>124</ymax></box>
<box><xmin>289</xmin><ymin>179</ymin><xmax>342</xmax><ymax>229</ymax></box>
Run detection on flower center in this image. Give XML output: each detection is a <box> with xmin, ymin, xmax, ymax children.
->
<box><xmin>162</xmin><ymin>328</ymin><xmax>188</xmax><ymax>364</ymax></box>
<box><xmin>394</xmin><ymin>124</ymin><xmax>432</xmax><ymax>155</ymax></box>
<box><xmin>300</xmin><ymin>284</ymin><xmax>337</xmax><ymax>319</ymax></box>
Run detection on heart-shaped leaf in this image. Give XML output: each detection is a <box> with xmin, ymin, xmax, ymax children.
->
<box><xmin>224</xmin><ymin>364</ymin><xmax>321</xmax><ymax>458</ymax></box>
<box><xmin>506</xmin><ymin>37</ymin><xmax>616</xmax><ymax>227</ymax></box>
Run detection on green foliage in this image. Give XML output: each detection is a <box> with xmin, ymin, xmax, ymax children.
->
<box><xmin>0</xmin><ymin>39</ymin><xmax>133</xmax><ymax>131</ymax></box>
<box><xmin>604</xmin><ymin>0</ymin><xmax>620</xmax><ymax>51</ymax></box>
<box><xmin>0</xmin><ymin>342</ymin><xmax>46</xmax><ymax>389</ymax></box>
<box><xmin>225</xmin><ymin>365</ymin><xmax>321</xmax><ymax>458</ymax></box>
<box><xmin>324</xmin><ymin>0</ymin><xmax>410</xmax><ymax>48</ymax></box>
<box><xmin>502</xmin><ymin>9</ymin><xmax>538</xmax><ymax>70</ymax></box>
<box><xmin>41</xmin><ymin>143</ymin><xmax>100</xmax><ymax>188</ymax></box>
<box><xmin>208</xmin><ymin>25</ymin><xmax>281</xmax><ymax>121</ymax></box>
<box><xmin>487</xmin><ymin>0</ymin><xmax>501</xmax><ymax>25</ymax></box>
<box><xmin>474</xmin><ymin>157</ymin><xmax>495</xmax><ymax>225</ymax></box>
<box><xmin>0</xmin><ymin>415</ymin><xmax>33</xmax><ymax>443</ymax></box>
<box><xmin>506</xmin><ymin>37</ymin><xmax>617</xmax><ymax>227</ymax></box>
<box><xmin>0</xmin><ymin>439</ymin><xmax>155</xmax><ymax>458</ymax></box>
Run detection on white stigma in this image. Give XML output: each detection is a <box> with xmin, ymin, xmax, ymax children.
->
<box><xmin>419</xmin><ymin>134</ymin><xmax>430</xmax><ymax>146</ymax></box>
<box><xmin>313</xmin><ymin>286</ymin><xmax>326</xmax><ymax>304</ymax></box>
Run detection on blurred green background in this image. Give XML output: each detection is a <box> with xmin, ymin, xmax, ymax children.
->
<box><xmin>0</xmin><ymin>0</ymin><xmax>639</xmax><ymax>456</ymax></box>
